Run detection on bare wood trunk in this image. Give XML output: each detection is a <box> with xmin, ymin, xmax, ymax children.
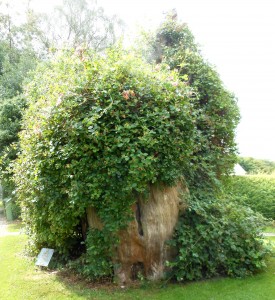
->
<box><xmin>87</xmin><ymin>180</ymin><xmax>188</xmax><ymax>283</ymax></box>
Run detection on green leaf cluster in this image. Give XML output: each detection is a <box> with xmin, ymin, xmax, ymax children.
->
<box><xmin>0</xmin><ymin>95</ymin><xmax>27</xmax><ymax>214</ymax></box>
<box><xmin>13</xmin><ymin>17</ymin><xmax>267</xmax><ymax>282</ymax></box>
<box><xmin>168</xmin><ymin>196</ymin><xmax>271</xmax><ymax>281</ymax></box>
<box><xmin>0</xmin><ymin>95</ymin><xmax>27</xmax><ymax>155</ymax></box>
<box><xmin>0</xmin><ymin>29</ymin><xmax>39</xmax><ymax>99</ymax></box>
<box><xmin>145</xmin><ymin>17</ymin><xmax>240</xmax><ymax>189</ymax></box>
<box><xmin>142</xmin><ymin>16</ymin><xmax>269</xmax><ymax>281</ymax></box>
<box><xmin>14</xmin><ymin>48</ymin><xmax>195</xmax><ymax>257</ymax></box>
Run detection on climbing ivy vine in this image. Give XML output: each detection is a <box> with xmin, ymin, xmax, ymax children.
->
<box><xmin>13</xmin><ymin>18</ymin><xmax>269</xmax><ymax>281</ymax></box>
<box><xmin>14</xmin><ymin>48</ymin><xmax>195</xmax><ymax>259</ymax></box>
<box><xmin>144</xmin><ymin>17</ymin><xmax>240</xmax><ymax>190</ymax></box>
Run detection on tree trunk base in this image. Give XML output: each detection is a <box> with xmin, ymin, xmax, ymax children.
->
<box><xmin>87</xmin><ymin>180</ymin><xmax>188</xmax><ymax>283</ymax></box>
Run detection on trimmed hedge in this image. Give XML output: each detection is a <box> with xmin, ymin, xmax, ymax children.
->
<box><xmin>226</xmin><ymin>175</ymin><xmax>275</xmax><ymax>219</ymax></box>
<box><xmin>239</xmin><ymin>157</ymin><xmax>275</xmax><ymax>175</ymax></box>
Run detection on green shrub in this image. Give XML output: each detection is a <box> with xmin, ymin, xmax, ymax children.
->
<box><xmin>0</xmin><ymin>95</ymin><xmax>27</xmax><ymax>220</ymax></box>
<box><xmin>168</xmin><ymin>196</ymin><xmax>270</xmax><ymax>281</ymax></box>
<box><xmin>13</xmin><ymin>19</ymin><xmax>262</xmax><ymax>282</ymax></box>
<box><xmin>68</xmin><ymin>228</ymin><xmax>115</xmax><ymax>279</ymax></box>
<box><xmin>10</xmin><ymin>199</ymin><xmax>21</xmax><ymax>219</ymax></box>
<box><xmin>144</xmin><ymin>17</ymin><xmax>240</xmax><ymax>185</ymax></box>
<box><xmin>14</xmin><ymin>48</ymin><xmax>195</xmax><ymax>258</ymax></box>
<box><xmin>0</xmin><ymin>95</ymin><xmax>27</xmax><ymax>155</ymax></box>
<box><xmin>226</xmin><ymin>175</ymin><xmax>275</xmax><ymax>219</ymax></box>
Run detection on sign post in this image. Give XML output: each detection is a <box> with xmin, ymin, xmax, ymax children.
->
<box><xmin>35</xmin><ymin>248</ymin><xmax>54</xmax><ymax>267</ymax></box>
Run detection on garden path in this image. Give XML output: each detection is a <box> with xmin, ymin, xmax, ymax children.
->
<box><xmin>0</xmin><ymin>208</ymin><xmax>20</xmax><ymax>237</ymax></box>
<box><xmin>263</xmin><ymin>232</ymin><xmax>275</xmax><ymax>237</ymax></box>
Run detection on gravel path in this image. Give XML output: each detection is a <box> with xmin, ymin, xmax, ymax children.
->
<box><xmin>0</xmin><ymin>209</ymin><xmax>20</xmax><ymax>237</ymax></box>
<box><xmin>263</xmin><ymin>232</ymin><xmax>275</xmax><ymax>237</ymax></box>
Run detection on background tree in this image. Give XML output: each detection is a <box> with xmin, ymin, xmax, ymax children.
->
<box><xmin>0</xmin><ymin>0</ymin><xmax>124</xmax><ymax>210</ymax></box>
<box><xmin>0</xmin><ymin>8</ymin><xmax>40</xmax><ymax>98</ymax></box>
<box><xmin>0</xmin><ymin>1</ymin><xmax>45</xmax><ymax>214</ymax></box>
<box><xmin>41</xmin><ymin>0</ymin><xmax>124</xmax><ymax>51</ymax></box>
<box><xmin>0</xmin><ymin>95</ymin><xmax>26</xmax><ymax>155</ymax></box>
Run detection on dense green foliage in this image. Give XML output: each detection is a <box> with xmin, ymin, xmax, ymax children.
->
<box><xmin>0</xmin><ymin>44</ymin><xmax>37</xmax><ymax>99</ymax></box>
<box><xmin>13</xmin><ymin>15</ymin><xmax>269</xmax><ymax>282</ymax></box>
<box><xmin>0</xmin><ymin>95</ymin><xmax>26</xmax><ymax>155</ymax></box>
<box><xmin>0</xmin><ymin>4</ymin><xmax>42</xmax><ymax>214</ymax></box>
<box><xmin>14</xmin><ymin>48</ymin><xmax>195</xmax><ymax>257</ymax></box>
<box><xmin>226</xmin><ymin>175</ymin><xmax>275</xmax><ymax>220</ymax></box>
<box><xmin>145</xmin><ymin>17</ymin><xmax>240</xmax><ymax>188</ymax></box>
<box><xmin>147</xmin><ymin>17</ymin><xmax>268</xmax><ymax>280</ymax></box>
<box><xmin>239</xmin><ymin>157</ymin><xmax>275</xmax><ymax>175</ymax></box>
<box><xmin>168</xmin><ymin>197</ymin><xmax>270</xmax><ymax>281</ymax></box>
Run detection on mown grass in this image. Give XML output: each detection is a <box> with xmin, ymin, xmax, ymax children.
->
<box><xmin>0</xmin><ymin>228</ymin><xmax>275</xmax><ymax>300</ymax></box>
<box><xmin>6</xmin><ymin>221</ymin><xmax>23</xmax><ymax>232</ymax></box>
<box><xmin>264</xmin><ymin>225</ymin><xmax>275</xmax><ymax>233</ymax></box>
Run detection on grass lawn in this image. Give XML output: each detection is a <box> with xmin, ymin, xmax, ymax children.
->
<box><xmin>264</xmin><ymin>226</ymin><xmax>275</xmax><ymax>233</ymax></box>
<box><xmin>6</xmin><ymin>221</ymin><xmax>24</xmax><ymax>232</ymax></box>
<box><xmin>0</xmin><ymin>227</ymin><xmax>275</xmax><ymax>300</ymax></box>
<box><xmin>268</xmin><ymin>236</ymin><xmax>275</xmax><ymax>244</ymax></box>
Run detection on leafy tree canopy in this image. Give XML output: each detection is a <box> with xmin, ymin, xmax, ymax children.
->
<box><xmin>0</xmin><ymin>95</ymin><xmax>26</xmax><ymax>155</ymax></box>
<box><xmin>40</xmin><ymin>0</ymin><xmax>124</xmax><ymax>51</ymax></box>
<box><xmin>12</xmin><ymin>14</ymin><xmax>269</xmax><ymax>282</ymax></box>
<box><xmin>142</xmin><ymin>16</ymin><xmax>240</xmax><ymax>191</ymax></box>
<box><xmin>14</xmin><ymin>47</ymin><xmax>195</xmax><ymax>255</ymax></box>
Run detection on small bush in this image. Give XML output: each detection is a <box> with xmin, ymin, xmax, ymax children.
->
<box><xmin>10</xmin><ymin>199</ymin><xmax>21</xmax><ymax>219</ymax></box>
<box><xmin>3</xmin><ymin>198</ymin><xmax>21</xmax><ymax>220</ymax></box>
<box><xmin>226</xmin><ymin>175</ymin><xmax>275</xmax><ymax>220</ymax></box>
<box><xmin>168</xmin><ymin>197</ymin><xmax>270</xmax><ymax>281</ymax></box>
<box><xmin>68</xmin><ymin>229</ymin><xmax>114</xmax><ymax>280</ymax></box>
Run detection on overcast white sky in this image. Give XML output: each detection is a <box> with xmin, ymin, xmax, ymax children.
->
<box><xmin>29</xmin><ymin>0</ymin><xmax>275</xmax><ymax>161</ymax></box>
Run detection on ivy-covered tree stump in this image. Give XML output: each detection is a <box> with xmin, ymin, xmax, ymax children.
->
<box><xmin>87</xmin><ymin>181</ymin><xmax>188</xmax><ymax>282</ymax></box>
<box><xmin>14</xmin><ymin>47</ymin><xmax>195</xmax><ymax>279</ymax></box>
<box><xmin>14</xmin><ymin>14</ymin><xmax>254</xmax><ymax>284</ymax></box>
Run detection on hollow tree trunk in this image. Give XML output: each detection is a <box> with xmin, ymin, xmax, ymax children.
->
<box><xmin>87</xmin><ymin>180</ymin><xmax>188</xmax><ymax>283</ymax></box>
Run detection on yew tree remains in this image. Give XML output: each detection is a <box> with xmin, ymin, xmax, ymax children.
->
<box><xmin>14</xmin><ymin>19</ymin><xmax>269</xmax><ymax>283</ymax></box>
